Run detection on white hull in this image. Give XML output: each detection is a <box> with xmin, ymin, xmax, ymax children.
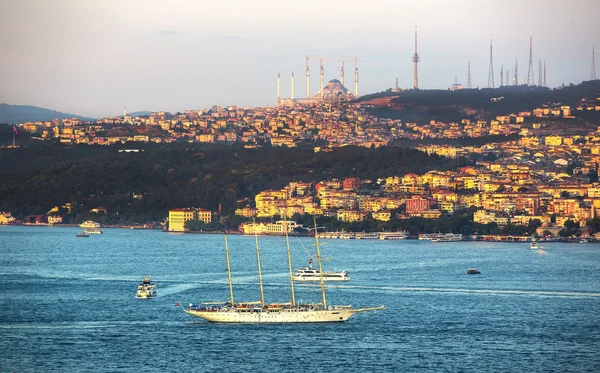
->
<box><xmin>293</xmin><ymin>275</ymin><xmax>349</xmax><ymax>281</ymax></box>
<box><xmin>184</xmin><ymin>308</ymin><xmax>359</xmax><ymax>323</ymax></box>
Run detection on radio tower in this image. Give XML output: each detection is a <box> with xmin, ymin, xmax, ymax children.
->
<box><xmin>467</xmin><ymin>62</ymin><xmax>472</xmax><ymax>89</ymax></box>
<box><xmin>500</xmin><ymin>64</ymin><xmax>504</xmax><ymax>86</ymax></box>
<box><xmin>488</xmin><ymin>39</ymin><xmax>494</xmax><ymax>88</ymax></box>
<box><xmin>513</xmin><ymin>57</ymin><xmax>519</xmax><ymax>86</ymax></box>
<box><xmin>412</xmin><ymin>25</ymin><xmax>419</xmax><ymax>90</ymax></box>
<box><xmin>543</xmin><ymin>60</ymin><xmax>547</xmax><ymax>86</ymax></box>
<box><xmin>526</xmin><ymin>31</ymin><xmax>535</xmax><ymax>86</ymax></box>
<box><xmin>505</xmin><ymin>69</ymin><xmax>509</xmax><ymax>87</ymax></box>
<box><xmin>592</xmin><ymin>45</ymin><xmax>597</xmax><ymax>81</ymax></box>
<box><xmin>354</xmin><ymin>57</ymin><xmax>360</xmax><ymax>98</ymax></box>
<box><xmin>538</xmin><ymin>60</ymin><xmax>543</xmax><ymax>86</ymax></box>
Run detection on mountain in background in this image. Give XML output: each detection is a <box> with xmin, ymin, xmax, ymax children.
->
<box><xmin>128</xmin><ymin>111</ymin><xmax>152</xmax><ymax>117</ymax></box>
<box><xmin>0</xmin><ymin>104</ymin><xmax>96</xmax><ymax>124</ymax></box>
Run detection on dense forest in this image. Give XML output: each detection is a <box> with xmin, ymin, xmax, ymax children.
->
<box><xmin>0</xmin><ymin>142</ymin><xmax>471</xmax><ymax>223</ymax></box>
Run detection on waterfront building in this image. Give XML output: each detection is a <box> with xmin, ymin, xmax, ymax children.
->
<box><xmin>168</xmin><ymin>207</ymin><xmax>212</xmax><ymax>232</ymax></box>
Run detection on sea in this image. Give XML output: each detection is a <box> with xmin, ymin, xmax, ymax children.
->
<box><xmin>1</xmin><ymin>225</ymin><xmax>600</xmax><ymax>372</ymax></box>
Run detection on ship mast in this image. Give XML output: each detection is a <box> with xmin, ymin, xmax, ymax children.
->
<box><xmin>253</xmin><ymin>219</ymin><xmax>265</xmax><ymax>307</ymax></box>
<box><xmin>313</xmin><ymin>216</ymin><xmax>327</xmax><ymax>308</ymax></box>
<box><xmin>224</xmin><ymin>233</ymin><xmax>235</xmax><ymax>306</ymax></box>
<box><xmin>283</xmin><ymin>211</ymin><xmax>296</xmax><ymax>306</ymax></box>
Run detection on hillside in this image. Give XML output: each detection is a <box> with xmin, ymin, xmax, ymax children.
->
<box><xmin>359</xmin><ymin>80</ymin><xmax>600</xmax><ymax>123</ymax></box>
<box><xmin>0</xmin><ymin>143</ymin><xmax>470</xmax><ymax>222</ymax></box>
<box><xmin>0</xmin><ymin>103</ymin><xmax>95</xmax><ymax>124</ymax></box>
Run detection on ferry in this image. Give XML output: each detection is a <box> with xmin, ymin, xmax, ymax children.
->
<box><xmin>379</xmin><ymin>231</ymin><xmax>409</xmax><ymax>240</ymax></box>
<box><xmin>354</xmin><ymin>232</ymin><xmax>379</xmax><ymax>240</ymax></box>
<box><xmin>80</xmin><ymin>220</ymin><xmax>103</xmax><ymax>234</ymax></box>
<box><xmin>431</xmin><ymin>233</ymin><xmax>463</xmax><ymax>242</ymax></box>
<box><xmin>136</xmin><ymin>275</ymin><xmax>157</xmax><ymax>298</ymax></box>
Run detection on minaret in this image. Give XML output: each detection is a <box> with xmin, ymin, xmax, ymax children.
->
<box><xmin>395</xmin><ymin>75</ymin><xmax>399</xmax><ymax>91</ymax></box>
<box><xmin>526</xmin><ymin>31</ymin><xmax>535</xmax><ymax>86</ymax></box>
<box><xmin>319</xmin><ymin>58</ymin><xmax>324</xmax><ymax>101</ymax></box>
<box><xmin>305</xmin><ymin>55</ymin><xmax>311</xmax><ymax>97</ymax></box>
<box><xmin>123</xmin><ymin>105</ymin><xmax>127</xmax><ymax>119</ymax></box>
<box><xmin>340</xmin><ymin>61</ymin><xmax>345</xmax><ymax>86</ymax></box>
<box><xmin>488</xmin><ymin>39</ymin><xmax>494</xmax><ymax>88</ymax></box>
<box><xmin>277</xmin><ymin>73</ymin><xmax>281</xmax><ymax>105</ymax></box>
<box><xmin>467</xmin><ymin>62</ymin><xmax>472</xmax><ymax>89</ymax></box>
<box><xmin>412</xmin><ymin>25</ymin><xmax>419</xmax><ymax>90</ymax></box>
<box><xmin>592</xmin><ymin>45</ymin><xmax>597</xmax><ymax>81</ymax></box>
<box><xmin>291</xmin><ymin>72</ymin><xmax>295</xmax><ymax>100</ymax></box>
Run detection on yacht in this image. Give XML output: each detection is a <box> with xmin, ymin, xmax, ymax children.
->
<box><xmin>379</xmin><ymin>231</ymin><xmax>409</xmax><ymax>240</ymax></box>
<box><xmin>80</xmin><ymin>220</ymin><xmax>103</xmax><ymax>234</ymax></box>
<box><xmin>179</xmin><ymin>217</ymin><xmax>384</xmax><ymax>323</ymax></box>
<box><xmin>529</xmin><ymin>241</ymin><xmax>539</xmax><ymax>250</ymax></box>
<box><xmin>136</xmin><ymin>275</ymin><xmax>157</xmax><ymax>298</ymax></box>
<box><xmin>292</xmin><ymin>263</ymin><xmax>350</xmax><ymax>282</ymax></box>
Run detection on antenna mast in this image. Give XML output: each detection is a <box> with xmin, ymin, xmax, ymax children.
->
<box><xmin>592</xmin><ymin>45</ymin><xmax>597</xmax><ymax>81</ymax></box>
<box><xmin>544</xmin><ymin>60</ymin><xmax>547</xmax><ymax>86</ymax></box>
<box><xmin>412</xmin><ymin>25</ymin><xmax>419</xmax><ymax>89</ymax></box>
<box><xmin>467</xmin><ymin>62</ymin><xmax>472</xmax><ymax>89</ymax></box>
<box><xmin>488</xmin><ymin>39</ymin><xmax>494</xmax><ymax>88</ymax></box>
<box><xmin>514</xmin><ymin>57</ymin><xmax>519</xmax><ymax>86</ymax></box>
<box><xmin>500</xmin><ymin>63</ymin><xmax>504</xmax><ymax>86</ymax></box>
<box><xmin>538</xmin><ymin>60</ymin><xmax>543</xmax><ymax>86</ymax></box>
<box><xmin>526</xmin><ymin>31</ymin><xmax>535</xmax><ymax>86</ymax></box>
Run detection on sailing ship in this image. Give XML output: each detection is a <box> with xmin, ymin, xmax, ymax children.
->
<box><xmin>179</xmin><ymin>218</ymin><xmax>384</xmax><ymax>323</ymax></box>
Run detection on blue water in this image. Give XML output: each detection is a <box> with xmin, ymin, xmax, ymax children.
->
<box><xmin>1</xmin><ymin>226</ymin><xmax>600</xmax><ymax>372</ymax></box>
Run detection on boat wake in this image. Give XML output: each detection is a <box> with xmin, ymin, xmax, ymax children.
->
<box><xmin>333</xmin><ymin>284</ymin><xmax>600</xmax><ymax>299</ymax></box>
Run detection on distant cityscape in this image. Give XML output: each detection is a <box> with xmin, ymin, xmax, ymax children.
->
<box><xmin>3</xmin><ymin>78</ymin><xmax>600</xmax><ymax>240</ymax></box>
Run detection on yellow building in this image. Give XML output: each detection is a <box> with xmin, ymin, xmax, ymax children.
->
<box><xmin>168</xmin><ymin>208</ymin><xmax>212</xmax><ymax>232</ymax></box>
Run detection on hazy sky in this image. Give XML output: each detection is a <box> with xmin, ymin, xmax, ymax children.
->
<box><xmin>1</xmin><ymin>0</ymin><xmax>599</xmax><ymax>118</ymax></box>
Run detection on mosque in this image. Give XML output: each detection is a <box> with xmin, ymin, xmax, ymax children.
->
<box><xmin>279</xmin><ymin>79</ymin><xmax>356</xmax><ymax>106</ymax></box>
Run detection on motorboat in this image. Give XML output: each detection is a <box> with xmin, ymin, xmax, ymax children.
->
<box><xmin>467</xmin><ymin>268</ymin><xmax>481</xmax><ymax>275</ymax></box>
<box><xmin>76</xmin><ymin>232</ymin><xmax>89</xmax><ymax>238</ymax></box>
<box><xmin>529</xmin><ymin>241</ymin><xmax>539</xmax><ymax>250</ymax></box>
<box><xmin>136</xmin><ymin>275</ymin><xmax>157</xmax><ymax>299</ymax></box>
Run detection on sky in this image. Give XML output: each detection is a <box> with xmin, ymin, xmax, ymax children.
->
<box><xmin>1</xmin><ymin>0</ymin><xmax>599</xmax><ymax>118</ymax></box>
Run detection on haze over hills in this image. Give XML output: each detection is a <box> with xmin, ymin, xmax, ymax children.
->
<box><xmin>0</xmin><ymin>104</ymin><xmax>96</xmax><ymax>124</ymax></box>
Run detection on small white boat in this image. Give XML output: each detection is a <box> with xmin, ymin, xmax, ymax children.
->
<box><xmin>529</xmin><ymin>241</ymin><xmax>539</xmax><ymax>250</ymax></box>
<box><xmin>136</xmin><ymin>275</ymin><xmax>157</xmax><ymax>298</ymax></box>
